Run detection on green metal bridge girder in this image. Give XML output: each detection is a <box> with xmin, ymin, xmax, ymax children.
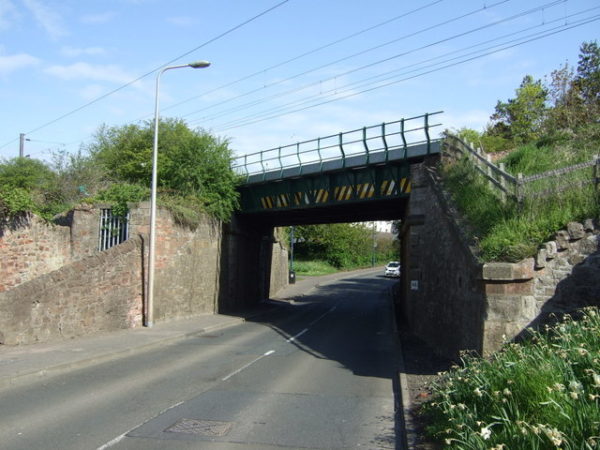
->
<box><xmin>239</xmin><ymin>162</ymin><xmax>411</xmax><ymax>214</ymax></box>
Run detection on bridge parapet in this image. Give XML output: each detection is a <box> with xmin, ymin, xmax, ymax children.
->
<box><xmin>233</xmin><ymin>112</ymin><xmax>443</xmax><ymax>186</ymax></box>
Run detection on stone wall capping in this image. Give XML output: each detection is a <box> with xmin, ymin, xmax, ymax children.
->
<box><xmin>567</xmin><ymin>221</ymin><xmax>586</xmax><ymax>240</ymax></box>
<box><xmin>482</xmin><ymin>258</ymin><xmax>535</xmax><ymax>281</ymax></box>
<box><xmin>544</xmin><ymin>241</ymin><xmax>558</xmax><ymax>259</ymax></box>
<box><xmin>583</xmin><ymin>218</ymin><xmax>596</xmax><ymax>232</ymax></box>
<box><xmin>535</xmin><ymin>248</ymin><xmax>547</xmax><ymax>269</ymax></box>
<box><xmin>555</xmin><ymin>230</ymin><xmax>570</xmax><ymax>250</ymax></box>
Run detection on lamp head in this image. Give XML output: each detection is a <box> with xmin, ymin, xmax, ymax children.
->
<box><xmin>189</xmin><ymin>60</ymin><xmax>211</xmax><ymax>69</ymax></box>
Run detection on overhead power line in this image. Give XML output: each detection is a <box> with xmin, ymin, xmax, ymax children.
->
<box><xmin>189</xmin><ymin>0</ymin><xmax>571</xmax><ymax>127</ymax></box>
<box><xmin>213</xmin><ymin>13</ymin><xmax>600</xmax><ymax>132</ymax></box>
<box><xmin>0</xmin><ymin>0</ymin><xmax>291</xmax><ymax>152</ymax></box>
<box><xmin>152</xmin><ymin>0</ymin><xmax>445</xmax><ymax>118</ymax></box>
<box><xmin>181</xmin><ymin>0</ymin><xmax>515</xmax><ymax>122</ymax></box>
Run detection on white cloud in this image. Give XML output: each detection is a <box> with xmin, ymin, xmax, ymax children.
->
<box><xmin>22</xmin><ymin>0</ymin><xmax>66</xmax><ymax>38</ymax></box>
<box><xmin>80</xmin><ymin>11</ymin><xmax>114</xmax><ymax>24</ymax></box>
<box><xmin>60</xmin><ymin>46</ymin><xmax>106</xmax><ymax>58</ymax></box>
<box><xmin>0</xmin><ymin>52</ymin><xmax>40</xmax><ymax>75</ymax></box>
<box><xmin>45</xmin><ymin>62</ymin><xmax>134</xmax><ymax>85</ymax></box>
<box><xmin>0</xmin><ymin>0</ymin><xmax>18</xmax><ymax>31</ymax></box>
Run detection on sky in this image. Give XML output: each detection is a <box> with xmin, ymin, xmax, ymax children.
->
<box><xmin>0</xmin><ymin>0</ymin><xmax>598</xmax><ymax>162</ymax></box>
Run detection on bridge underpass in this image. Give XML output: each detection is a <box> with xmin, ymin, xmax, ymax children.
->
<box><xmin>219</xmin><ymin>113</ymin><xmax>443</xmax><ymax>314</ymax></box>
<box><xmin>233</xmin><ymin>112</ymin><xmax>442</xmax><ymax>228</ymax></box>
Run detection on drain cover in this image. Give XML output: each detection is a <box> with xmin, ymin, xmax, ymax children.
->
<box><xmin>164</xmin><ymin>419</ymin><xmax>233</xmax><ymax>437</ymax></box>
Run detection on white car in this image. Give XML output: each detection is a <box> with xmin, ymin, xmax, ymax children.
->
<box><xmin>384</xmin><ymin>261</ymin><xmax>401</xmax><ymax>277</ymax></box>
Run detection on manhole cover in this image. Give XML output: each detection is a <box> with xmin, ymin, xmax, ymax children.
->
<box><xmin>164</xmin><ymin>419</ymin><xmax>233</xmax><ymax>436</ymax></box>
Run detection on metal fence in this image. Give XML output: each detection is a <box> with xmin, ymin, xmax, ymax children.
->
<box><xmin>99</xmin><ymin>209</ymin><xmax>129</xmax><ymax>251</ymax></box>
<box><xmin>443</xmin><ymin>134</ymin><xmax>600</xmax><ymax>203</ymax></box>
<box><xmin>231</xmin><ymin>112</ymin><xmax>443</xmax><ymax>182</ymax></box>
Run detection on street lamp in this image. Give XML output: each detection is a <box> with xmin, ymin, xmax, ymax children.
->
<box><xmin>146</xmin><ymin>60</ymin><xmax>211</xmax><ymax>327</ymax></box>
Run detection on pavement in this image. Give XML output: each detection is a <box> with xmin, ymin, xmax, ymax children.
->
<box><xmin>0</xmin><ymin>267</ymin><xmax>385</xmax><ymax>392</ymax></box>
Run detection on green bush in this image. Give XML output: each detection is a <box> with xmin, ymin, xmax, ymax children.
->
<box><xmin>0</xmin><ymin>157</ymin><xmax>66</xmax><ymax>220</ymax></box>
<box><xmin>88</xmin><ymin>118</ymin><xmax>239</xmax><ymax>222</ymax></box>
<box><xmin>95</xmin><ymin>183</ymin><xmax>149</xmax><ymax>218</ymax></box>
<box><xmin>0</xmin><ymin>187</ymin><xmax>35</xmax><ymax>218</ymax></box>
<box><xmin>294</xmin><ymin>223</ymin><xmax>374</xmax><ymax>269</ymax></box>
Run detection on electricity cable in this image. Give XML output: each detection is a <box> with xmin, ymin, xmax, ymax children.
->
<box><xmin>214</xmin><ymin>14</ymin><xmax>599</xmax><ymax>132</ymax></box>
<box><xmin>181</xmin><ymin>0</ymin><xmax>517</xmax><ymax>122</ymax></box>
<box><xmin>0</xmin><ymin>0</ymin><xmax>291</xmax><ymax>151</ymax></box>
<box><xmin>208</xmin><ymin>6</ymin><xmax>599</xmax><ymax>128</ymax></box>
<box><xmin>152</xmin><ymin>0</ymin><xmax>445</xmax><ymax>118</ymax></box>
<box><xmin>188</xmin><ymin>0</ymin><xmax>570</xmax><ymax>126</ymax></box>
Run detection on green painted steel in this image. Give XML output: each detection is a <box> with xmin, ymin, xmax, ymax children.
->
<box><xmin>239</xmin><ymin>163</ymin><xmax>412</xmax><ymax>213</ymax></box>
<box><xmin>232</xmin><ymin>112</ymin><xmax>443</xmax><ymax>186</ymax></box>
<box><xmin>234</xmin><ymin>112</ymin><xmax>443</xmax><ymax>214</ymax></box>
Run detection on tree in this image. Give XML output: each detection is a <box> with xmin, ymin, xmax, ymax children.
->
<box><xmin>88</xmin><ymin>118</ymin><xmax>239</xmax><ymax>221</ymax></box>
<box><xmin>294</xmin><ymin>223</ymin><xmax>372</xmax><ymax>268</ymax></box>
<box><xmin>0</xmin><ymin>157</ymin><xmax>64</xmax><ymax>219</ymax></box>
<box><xmin>545</xmin><ymin>62</ymin><xmax>585</xmax><ymax>131</ymax></box>
<box><xmin>576</xmin><ymin>41</ymin><xmax>600</xmax><ymax>106</ymax></box>
<box><xmin>490</xmin><ymin>75</ymin><xmax>548</xmax><ymax>143</ymax></box>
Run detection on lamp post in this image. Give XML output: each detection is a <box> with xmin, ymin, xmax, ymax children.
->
<box><xmin>146</xmin><ymin>60</ymin><xmax>211</xmax><ymax>327</ymax></box>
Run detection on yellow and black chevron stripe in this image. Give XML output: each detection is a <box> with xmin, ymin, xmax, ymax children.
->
<box><xmin>259</xmin><ymin>177</ymin><xmax>411</xmax><ymax>209</ymax></box>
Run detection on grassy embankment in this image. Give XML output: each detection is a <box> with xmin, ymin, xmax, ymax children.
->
<box><xmin>422</xmin><ymin>128</ymin><xmax>599</xmax><ymax>448</ymax></box>
<box><xmin>444</xmin><ymin>125</ymin><xmax>599</xmax><ymax>262</ymax></box>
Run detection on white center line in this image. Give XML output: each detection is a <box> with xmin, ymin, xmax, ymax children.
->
<box><xmin>287</xmin><ymin>328</ymin><xmax>308</xmax><ymax>342</ymax></box>
<box><xmin>221</xmin><ymin>350</ymin><xmax>276</xmax><ymax>381</ymax></box>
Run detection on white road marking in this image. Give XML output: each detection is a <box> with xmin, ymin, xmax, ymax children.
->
<box><xmin>287</xmin><ymin>328</ymin><xmax>308</xmax><ymax>342</ymax></box>
<box><xmin>96</xmin><ymin>400</ymin><xmax>185</xmax><ymax>449</ymax></box>
<box><xmin>221</xmin><ymin>350</ymin><xmax>276</xmax><ymax>381</ymax></box>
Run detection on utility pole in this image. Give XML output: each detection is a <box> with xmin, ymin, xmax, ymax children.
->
<box><xmin>19</xmin><ymin>133</ymin><xmax>25</xmax><ymax>158</ymax></box>
<box><xmin>371</xmin><ymin>221</ymin><xmax>376</xmax><ymax>267</ymax></box>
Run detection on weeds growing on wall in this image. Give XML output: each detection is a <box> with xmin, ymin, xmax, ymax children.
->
<box><xmin>421</xmin><ymin>307</ymin><xmax>600</xmax><ymax>449</ymax></box>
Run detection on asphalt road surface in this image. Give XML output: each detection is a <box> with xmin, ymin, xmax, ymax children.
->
<box><xmin>0</xmin><ymin>272</ymin><xmax>402</xmax><ymax>449</ymax></box>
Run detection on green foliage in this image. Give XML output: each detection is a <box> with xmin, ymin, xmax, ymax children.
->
<box><xmin>292</xmin><ymin>259</ymin><xmax>339</xmax><ymax>277</ymax></box>
<box><xmin>294</xmin><ymin>223</ymin><xmax>374</xmax><ymax>269</ymax></box>
<box><xmin>490</xmin><ymin>75</ymin><xmax>548</xmax><ymax>143</ymax></box>
<box><xmin>442</xmin><ymin>155</ymin><xmax>599</xmax><ymax>262</ymax></box>
<box><xmin>0</xmin><ymin>157</ymin><xmax>65</xmax><ymax>220</ymax></box>
<box><xmin>456</xmin><ymin>128</ymin><xmax>481</xmax><ymax>145</ymax></box>
<box><xmin>95</xmin><ymin>183</ymin><xmax>149</xmax><ymax>218</ymax></box>
<box><xmin>0</xmin><ymin>157</ymin><xmax>58</xmax><ymax>191</ymax></box>
<box><xmin>0</xmin><ymin>187</ymin><xmax>35</xmax><ymax>218</ymax></box>
<box><xmin>88</xmin><ymin>118</ymin><xmax>239</xmax><ymax>221</ymax></box>
<box><xmin>500</xmin><ymin>123</ymin><xmax>600</xmax><ymax>175</ymax></box>
<box><xmin>576</xmin><ymin>40</ymin><xmax>600</xmax><ymax>109</ymax></box>
<box><xmin>422</xmin><ymin>307</ymin><xmax>600</xmax><ymax>449</ymax></box>
<box><xmin>51</xmin><ymin>148</ymin><xmax>109</xmax><ymax>204</ymax></box>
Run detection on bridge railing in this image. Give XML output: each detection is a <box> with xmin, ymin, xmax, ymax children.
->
<box><xmin>443</xmin><ymin>133</ymin><xmax>600</xmax><ymax>203</ymax></box>
<box><xmin>232</xmin><ymin>112</ymin><xmax>443</xmax><ymax>183</ymax></box>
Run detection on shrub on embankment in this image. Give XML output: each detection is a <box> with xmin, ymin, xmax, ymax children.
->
<box><xmin>0</xmin><ymin>118</ymin><xmax>239</xmax><ymax>225</ymax></box>
<box><xmin>445</xmin><ymin>41</ymin><xmax>599</xmax><ymax>262</ymax></box>
<box><xmin>421</xmin><ymin>307</ymin><xmax>600</xmax><ymax>449</ymax></box>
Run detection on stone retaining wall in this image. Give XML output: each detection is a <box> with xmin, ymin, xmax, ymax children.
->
<box><xmin>0</xmin><ymin>214</ymin><xmax>71</xmax><ymax>292</ymax></box>
<box><xmin>482</xmin><ymin>219</ymin><xmax>599</xmax><ymax>353</ymax></box>
<box><xmin>0</xmin><ymin>237</ymin><xmax>143</xmax><ymax>345</ymax></box>
<box><xmin>401</xmin><ymin>159</ymin><xmax>600</xmax><ymax>358</ymax></box>
<box><xmin>0</xmin><ymin>205</ymin><xmax>289</xmax><ymax>345</ymax></box>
